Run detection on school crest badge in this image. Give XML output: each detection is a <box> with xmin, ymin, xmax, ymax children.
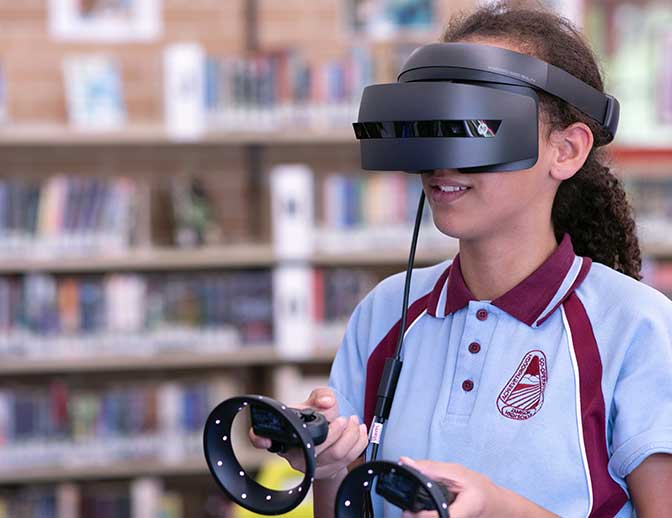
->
<box><xmin>497</xmin><ymin>350</ymin><xmax>548</xmax><ymax>420</ymax></box>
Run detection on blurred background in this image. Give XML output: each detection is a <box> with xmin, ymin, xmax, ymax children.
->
<box><xmin>0</xmin><ymin>0</ymin><xmax>669</xmax><ymax>517</ymax></box>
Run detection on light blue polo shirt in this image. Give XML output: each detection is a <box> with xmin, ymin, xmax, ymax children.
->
<box><xmin>329</xmin><ymin>233</ymin><xmax>672</xmax><ymax>517</ymax></box>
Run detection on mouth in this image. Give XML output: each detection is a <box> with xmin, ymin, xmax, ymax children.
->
<box><xmin>427</xmin><ymin>178</ymin><xmax>472</xmax><ymax>204</ymax></box>
<box><xmin>434</xmin><ymin>184</ymin><xmax>470</xmax><ymax>193</ymax></box>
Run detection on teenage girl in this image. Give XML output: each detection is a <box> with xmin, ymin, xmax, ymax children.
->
<box><xmin>251</xmin><ymin>3</ymin><xmax>672</xmax><ymax>517</ymax></box>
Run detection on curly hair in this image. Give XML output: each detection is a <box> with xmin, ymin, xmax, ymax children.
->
<box><xmin>442</xmin><ymin>1</ymin><xmax>642</xmax><ymax>279</ymax></box>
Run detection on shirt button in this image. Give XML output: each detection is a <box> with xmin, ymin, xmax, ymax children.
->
<box><xmin>476</xmin><ymin>309</ymin><xmax>488</xmax><ymax>321</ymax></box>
<box><xmin>462</xmin><ymin>379</ymin><xmax>474</xmax><ymax>392</ymax></box>
<box><xmin>468</xmin><ymin>342</ymin><xmax>481</xmax><ymax>354</ymax></box>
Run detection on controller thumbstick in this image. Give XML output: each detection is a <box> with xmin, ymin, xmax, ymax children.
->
<box><xmin>300</xmin><ymin>408</ymin><xmax>317</xmax><ymax>422</ymax></box>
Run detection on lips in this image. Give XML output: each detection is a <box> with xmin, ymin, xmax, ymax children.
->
<box><xmin>428</xmin><ymin>178</ymin><xmax>471</xmax><ymax>190</ymax></box>
<box><xmin>427</xmin><ymin>177</ymin><xmax>472</xmax><ymax>204</ymax></box>
<box><xmin>436</xmin><ymin>185</ymin><xmax>469</xmax><ymax>193</ymax></box>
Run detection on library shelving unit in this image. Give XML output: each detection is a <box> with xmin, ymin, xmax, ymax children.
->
<box><xmin>0</xmin><ymin>1</ymin><xmax>670</xmax><ymax>517</ymax></box>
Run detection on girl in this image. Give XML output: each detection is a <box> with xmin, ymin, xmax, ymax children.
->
<box><xmin>252</xmin><ymin>2</ymin><xmax>672</xmax><ymax>516</ymax></box>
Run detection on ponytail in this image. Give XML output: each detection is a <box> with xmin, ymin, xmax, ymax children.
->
<box><xmin>552</xmin><ymin>148</ymin><xmax>641</xmax><ymax>279</ymax></box>
<box><xmin>442</xmin><ymin>1</ymin><xmax>642</xmax><ymax>279</ymax></box>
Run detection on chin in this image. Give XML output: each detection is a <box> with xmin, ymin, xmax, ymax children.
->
<box><xmin>432</xmin><ymin>217</ymin><xmax>465</xmax><ymax>240</ymax></box>
<box><xmin>432</xmin><ymin>216</ymin><xmax>485</xmax><ymax>242</ymax></box>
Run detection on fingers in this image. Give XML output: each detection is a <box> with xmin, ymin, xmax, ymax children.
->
<box><xmin>306</xmin><ymin>387</ymin><xmax>336</xmax><ymax>410</ymax></box>
<box><xmin>314</xmin><ymin>416</ymin><xmax>349</xmax><ymax>455</ymax></box>
<box><xmin>402</xmin><ymin>512</ymin><xmax>438</xmax><ymax>518</ymax></box>
<box><xmin>248</xmin><ymin>427</ymin><xmax>271</xmax><ymax>450</ymax></box>
<box><xmin>298</xmin><ymin>387</ymin><xmax>340</xmax><ymax>422</ymax></box>
<box><xmin>314</xmin><ymin>417</ymin><xmax>368</xmax><ymax>479</ymax></box>
<box><xmin>318</xmin><ymin>416</ymin><xmax>367</xmax><ymax>466</ymax></box>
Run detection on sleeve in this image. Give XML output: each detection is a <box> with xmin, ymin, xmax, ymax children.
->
<box><xmin>608</xmin><ymin>302</ymin><xmax>672</xmax><ymax>480</ymax></box>
<box><xmin>327</xmin><ymin>292</ymin><xmax>374</xmax><ymax>423</ymax></box>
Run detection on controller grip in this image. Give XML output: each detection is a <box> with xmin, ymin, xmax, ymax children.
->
<box><xmin>436</xmin><ymin>482</ymin><xmax>456</xmax><ymax>508</ymax></box>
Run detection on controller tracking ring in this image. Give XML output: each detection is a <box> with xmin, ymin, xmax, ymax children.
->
<box><xmin>203</xmin><ymin>395</ymin><xmax>320</xmax><ymax>515</ymax></box>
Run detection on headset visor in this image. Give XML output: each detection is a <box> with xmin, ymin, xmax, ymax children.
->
<box><xmin>353</xmin><ymin>81</ymin><xmax>539</xmax><ymax>173</ymax></box>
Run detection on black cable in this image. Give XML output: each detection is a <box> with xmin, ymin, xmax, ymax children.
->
<box><xmin>394</xmin><ymin>189</ymin><xmax>426</xmax><ymax>359</ymax></box>
<box><xmin>363</xmin><ymin>189</ymin><xmax>426</xmax><ymax>517</ymax></box>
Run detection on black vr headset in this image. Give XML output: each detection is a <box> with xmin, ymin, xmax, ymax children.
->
<box><xmin>352</xmin><ymin>42</ymin><xmax>620</xmax><ymax>173</ymax></box>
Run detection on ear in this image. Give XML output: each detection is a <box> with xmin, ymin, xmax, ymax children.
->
<box><xmin>548</xmin><ymin>122</ymin><xmax>594</xmax><ymax>181</ymax></box>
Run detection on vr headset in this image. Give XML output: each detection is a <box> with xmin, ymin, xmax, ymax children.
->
<box><xmin>352</xmin><ymin>42</ymin><xmax>620</xmax><ymax>173</ymax></box>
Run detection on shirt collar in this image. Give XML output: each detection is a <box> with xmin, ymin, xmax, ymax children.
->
<box><xmin>427</xmin><ymin>233</ymin><xmax>591</xmax><ymax>327</ymax></box>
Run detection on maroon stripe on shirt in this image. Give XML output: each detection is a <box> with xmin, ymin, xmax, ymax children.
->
<box><xmin>427</xmin><ymin>265</ymin><xmax>452</xmax><ymax>317</ymax></box>
<box><xmin>563</xmin><ymin>292</ymin><xmax>628</xmax><ymax>517</ymax></box>
<box><xmin>536</xmin><ymin>257</ymin><xmax>592</xmax><ymax>327</ymax></box>
<box><xmin>364</xmin><ymin>293</ymin><xmax>432</xmax><ymax>428</ymax></box>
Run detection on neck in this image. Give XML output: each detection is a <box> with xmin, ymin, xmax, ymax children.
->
<box><xmin>458</xmin><ymin>224</ymin><xmax>559</xmax><ymax>301</ymax></box>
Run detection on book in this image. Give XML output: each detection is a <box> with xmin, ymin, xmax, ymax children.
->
<box><xmin>346</xmin><ymin>0</ymin><xmax>434</xmax><ymax>36</ymax></box>
<box><xmin>204</xmin><ymin>46</ymin><xmax>373</xmax><ymax>131</ymax></box>
<box><xmin>0</xmin><ymin>269</ymin><xmax>273</xmax><ymax>359</ymax></box>
<box><xmin>270</xmin><ymin>164</ymin><xmax>315</xmax><ymax>259</ymax></box>
<box><xmin>62</xmin><ymin>55</ymin><xmax>126</xmax><ymax>130</ymax></box>
<box><xmin>596</xmin><ymin>2</ymin><xmax>672</xmax><ymax>146</ymax></box>
<box><xmin>272</xmin><ymin>266</ymin><xmax>314</xmax><ymax>358</ymax></box>
<box><xmin>0</xmin><ymin>175</ymin><xmax>136</xmax><ymax>257</ymax></box>
<box><xmin>315</xmin><ymin>170</ymin><xmax>453</xmax><ymax>253</ymax></box>
<box><xmin>0</xmin><ymin>377</ymin><xmax>240</xmax><ymax>473</ymax></box>
<box><xmin>163</xmin><ymin>43</ymin><xmax>206</xmax><ymax>138</ymax></box>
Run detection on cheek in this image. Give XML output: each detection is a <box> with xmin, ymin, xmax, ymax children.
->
<box><xmin>425</xmin><ymin>173</ymin><xmax>544</xmax><ymax>237</ymax></box>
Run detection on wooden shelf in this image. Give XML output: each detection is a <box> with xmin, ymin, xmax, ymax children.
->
<box><xmin>0</xmin><ymin>124</ymin><xmax>355</xmax><ymax>147</ymax></box>
<box><xmin>0</xmin><ymin>240</ymin><xmax>670</xmax><ymax>275</ymax></box>
<box><xmin>0</xmin><ymin>244</ymin><xmax>457</xmax><ymax>273</ymax></box>
<box><xmin>0</xmin><ymin>449</ymin><xmax>267</xmax><ymax>484</ymax></box>
<box><xmin>0</xmin><ymin>244</ymin><xmax>275</xmax><ymax>273</ymax></box>
<box><xmin>0</xmin><ymin>126</ymin><xmax>671</xmax><ymax>162</ymax></box>
<box><xmin>611</xmin><ymin>146</ymin><xmax>672</xmax><ymax>163</ymax></box>
<box><xmin>0</xmin><ymin>345</ymin><xmax>339</xmax><ymax>376</ymax></box>
<box><xmin>313</xmin><ymin>246</ymin><xmax>457</xmax><ymax>266</ymax></box>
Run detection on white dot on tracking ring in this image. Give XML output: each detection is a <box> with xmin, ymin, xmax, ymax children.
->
<box><xmin>215</xmin><ymin>419</ymin><xmax>220</xmax><ymax>424</ymax></box>
<box><xmin>242</xmin><ymin>493</ymin><xmax>247</xmax><ymax>499</ymax></box>
<box><xmin>442</xmin><ymin>503</ymin><xmax>448</xmax><ymax>509</ymax></box>
<box><xmin>367</xmin><ymin>469</ymin><xmax>373</xmax><ymax>475</ymax></box>
<box><xmin>266</xmin><ymin>495</ymin><xmax>271</xmax><ymax>501</ymax></box>
<box><xmin>427</xmin><ymin>482</ymin><xmax>432</xmax><ymax>488</ymax></box>
<box><xmin>345</xmin><ymin>500</ymin><xmax>351</xmax><ymax>507</ymax></box>
<box><xmin>222</xmin><ymin>436</ymin><xmax>228</xmax><ymax>441</ymax></box>
<box><xmin>217</xmin><ymin>461</ymin><xmax>222</xmax><ymax>466</ymax></box>
<box><xmin>363</xmin><ymin>481</ymin><xmax>369</xmax><ymax>487</ymax></box>
<box><xmin>239</xmin><ymin>471</ymin><xmax>244</xmax><ymax>476</ymax></box>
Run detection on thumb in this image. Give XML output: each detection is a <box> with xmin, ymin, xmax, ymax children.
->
<box><xmin>305</xmin><ymin>387</ymin><xmax>336</xmax><ymax>410</ymax></box>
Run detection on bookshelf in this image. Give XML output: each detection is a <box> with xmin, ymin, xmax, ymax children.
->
<box><xmin>0</xmin><ymin>1</ymin><xmax>670</xmax><ymax>517</ymax></box>
<box><xmin>0</xmin><ymin>345</ymin><xmax>338</xmax><ymax>377</ymax></box>
<box><xmin>0</xmin><ymin>124</ymin><xmax>357</xmax><ymax>147</ymax></box>
<box><xmin>0</xmin><ymin>457</ymin><xmax>212</xmax><ymax>485</ymax></box>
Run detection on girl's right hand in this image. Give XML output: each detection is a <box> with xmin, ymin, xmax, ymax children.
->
<box><xmin>248</xmin><ymin>387</ymin><xmax>368</xmax><ymax>479</ymax></box>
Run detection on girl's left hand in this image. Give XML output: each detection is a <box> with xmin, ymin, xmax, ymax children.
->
<box><xmin>399</xmin><ymin>456</ymin><xmax>501</xmax><ymax>518</ymax></box>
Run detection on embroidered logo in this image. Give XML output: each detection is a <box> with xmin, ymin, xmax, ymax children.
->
<box><xmin>497</xmin><ymin>350</ymin><xmax>548</xmax><ymax>420</ymax></box>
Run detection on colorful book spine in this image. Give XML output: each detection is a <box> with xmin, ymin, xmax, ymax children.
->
<box><xmin>0</xmin><ymin>175</ymin><xmax>136</xmax><ymax>257</ymax></box>
<box><xmin>0</xmin><ymin>270</ymin><xmax>274</xmax><ymax>357</ymax></box>
<box><xmin>204</xmin><ymin>46</ymin><xmax>373</xmax><ymax>130</ymax></box>
<box><xmin>0</xmin><ymin>377</ymin><xmax>238</xmax><ymax>459</ymax></box>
